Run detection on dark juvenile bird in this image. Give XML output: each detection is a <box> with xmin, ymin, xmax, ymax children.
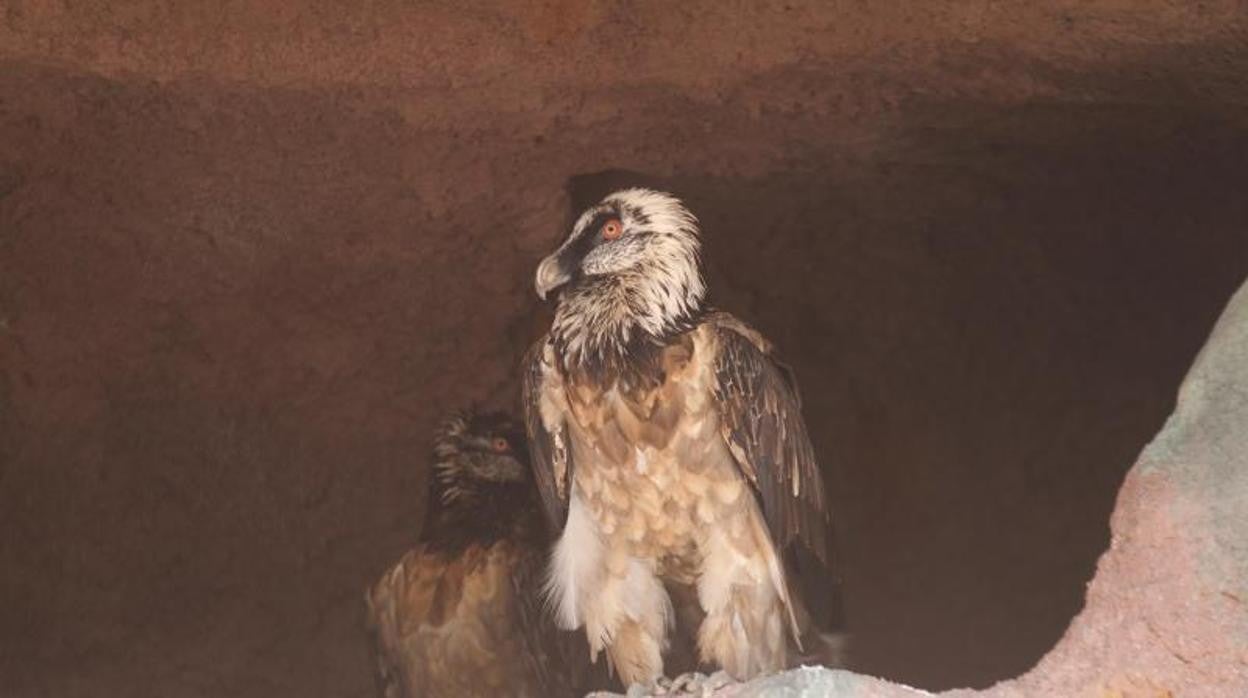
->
<box><xmin>365</xmin><ymin>410</ymin><xmax>610</xmax><ymax>698</ymax></box>
<box><xmin>523</xmin><ymin>189</ymin><xmax>842</xmax><ymax>689</ymax></box>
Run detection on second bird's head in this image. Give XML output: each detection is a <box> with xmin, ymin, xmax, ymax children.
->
<box><xmin>432</xmin><ymin>410</ymin><xmax>529</xmax><ymax>507</ymax></box>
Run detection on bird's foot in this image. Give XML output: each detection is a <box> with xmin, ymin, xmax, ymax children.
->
<box><xmin>634</xmin><ymin>670</ymin><xmax>734</xmax><ymax>697</ymax></box>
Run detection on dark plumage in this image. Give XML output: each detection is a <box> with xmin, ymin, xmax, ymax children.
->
<box><xmin>524</xmin><ymin>189</ymin><xmax>845</xmax><ymax>688</ymax></box>
<box><xmin>365</xmin><ymin>410</ymin><xmax>611</xmax><ymax>698</ymax></box>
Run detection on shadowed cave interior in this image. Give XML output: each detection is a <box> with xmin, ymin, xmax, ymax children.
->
<box><xmin>3</xmin><ymin>12</ymin><xmax>1248</xmax><ymax>698</ymax></box>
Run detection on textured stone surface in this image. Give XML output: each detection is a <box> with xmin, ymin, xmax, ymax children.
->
<box><xmin>985</xmin><ymin>278</ymin><xmax>1248</xmax><ymax>697</ymax></box>
<box><xmin>2</xmin><ymin>3</ymin><xmax>1248</xmax><ymax>697</ymax></box>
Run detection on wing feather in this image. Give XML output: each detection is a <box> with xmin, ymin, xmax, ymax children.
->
<box><xmin>522</xmin><ymin>338</ymin><xmax>572</xmax><ymax>529</ymax></box>
<box><xmin>708</xmin><ymin>313</ymin><xmax>830</xmax><ymax>564</ymax></box>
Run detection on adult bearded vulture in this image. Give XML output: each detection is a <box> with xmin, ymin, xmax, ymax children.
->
<box><xmin>365</xmin><ymin>410</ymin><xmax>611</xmax><ymax>697</ymax></box>
<box><xmin>523</xmin><ymin>189</ymin><xmax>842</xmax><ymax>690</ymax></box>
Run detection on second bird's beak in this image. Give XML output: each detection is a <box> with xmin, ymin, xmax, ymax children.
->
<box><xmin>535</xmin><ymin>253</ymin><xmax>571</xmax><ymax>301</ymax></box>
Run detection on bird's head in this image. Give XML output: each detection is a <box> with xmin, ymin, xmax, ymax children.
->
<box><xmin>430</xmin><ymin>409</ymin><xmax>529</xmax><ymax>508</ymax></box>
<box><xmin>535</xmin><ymin>188</ymin><xmax>707</xmax><ymax>367</ymax></box>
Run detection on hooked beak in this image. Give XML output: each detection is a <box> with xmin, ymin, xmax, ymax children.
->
<box><xmin>535</xmin><ymin>253</ymin><xmax>571</xmax><ymax>301</ymax></box>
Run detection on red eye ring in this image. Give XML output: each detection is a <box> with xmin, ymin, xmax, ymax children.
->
<box><xmin>601</xmin><ymin>218</ymin><xmax>623</xmax><ymax>241</ymax></box>
<box><xmin>491</xmin><ymin>437</ymin><xmax>510</xmax><ymax>453</ymax></box>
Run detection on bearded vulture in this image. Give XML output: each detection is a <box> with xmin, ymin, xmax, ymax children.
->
<box><xmin>365</xmin><ymin>410</ymin><xmax>611</xmax><ymax>697</ymax></box>
<box><xmin>523</xmin><ymin>189</ymin><xmax>842</xmax><ymax>689</ymax></box>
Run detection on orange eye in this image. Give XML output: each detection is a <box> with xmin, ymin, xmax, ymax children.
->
<box><xmin>601</xmin><ymin>218</ymin><xmax>623</xmax><ymax>241</ymax></box>
<box><xmin>491</xmin><ymin>437</ymin><xmax>510</xmax><ymax>453</ymax></box>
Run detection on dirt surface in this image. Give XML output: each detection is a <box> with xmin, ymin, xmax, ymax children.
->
<box><xmin>2</xmin><ymin>3</ymin><xmax>1248</xmax><ymax>697</ymax></box>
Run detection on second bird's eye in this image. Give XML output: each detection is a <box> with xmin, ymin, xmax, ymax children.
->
<box><xmin>601</xmin><ymin>218</ymin><xmax>623</xmax><ymax>241</ymax></box>
<box><xmin>491</xmin><ymin>437</ymin><xmax>510</xmax><ymax>453</ymax></box>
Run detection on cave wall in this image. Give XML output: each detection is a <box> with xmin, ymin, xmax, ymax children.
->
<box><xmin>2</xmin><ymin>3</ymin><xmax>1247</xmax><ymax>697</ymax></box>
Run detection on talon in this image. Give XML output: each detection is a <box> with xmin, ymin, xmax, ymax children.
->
<box><xmin>670</xmin><ymin>672</ymin><xmax>704</xmax><ymax>693</ymax></box>
<box><xmin>702</xmin><ymin>670</ymin><xmax>735</xmax><ymax>693</ymax></box>
<box><xmin>627</xmin><ymin>676</ymin><xmax>677</xmax><ymax>697</ymax></box>
<box><xmin>655</xmin><ymin>670</ymin><xmax>735</xmax><ymax>696</ymax></box>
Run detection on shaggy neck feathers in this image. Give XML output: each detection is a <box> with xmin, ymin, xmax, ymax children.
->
<box><xmin>550</xmin><ymin>273</ymin><xmax>704</xmax><ymax>374</ymax></box>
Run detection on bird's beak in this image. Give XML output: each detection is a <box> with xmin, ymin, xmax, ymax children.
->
<box><xmin>535</xmin><ymin>253</ymin><xmax>571</xmax><ymax>301</ymax></box>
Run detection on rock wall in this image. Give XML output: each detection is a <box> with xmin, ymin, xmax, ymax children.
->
<box><xmin>2</xmin><ymin>3</ymin><xmax>1247</xmax><ymax>696</ymax></box>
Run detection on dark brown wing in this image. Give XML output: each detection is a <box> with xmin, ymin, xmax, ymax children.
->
<box><xmin>708</xmin><ymin>313</ymin><xmax>831</xmax><ymax>564</ymax></box>
<box><xmin>522</xmin><ymin>338</ymin><xmax>572</xmax><ymax>529</ymax></box>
